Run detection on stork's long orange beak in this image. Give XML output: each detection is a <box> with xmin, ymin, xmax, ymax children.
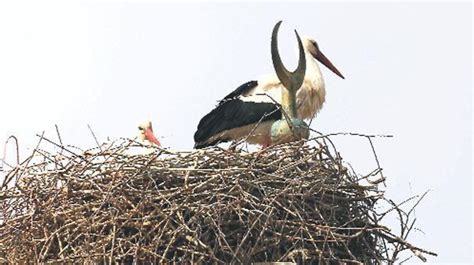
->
<box><xmin>144</xmin><ymin>128</ymin><xmax>161</xmax><ymax>146</ymax></box>
<box><xmin>315</xmin><ymin>50</ymin><xmax>345</xmax><ymax>79</ymax></box>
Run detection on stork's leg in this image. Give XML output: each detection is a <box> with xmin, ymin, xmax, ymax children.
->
<box><xmin>261</xmin><ymin>140</ymin><xmax>271</xmax><ymax>150</ymax></box>
<box><xmin>254</xmin><ymin>138</ymin><xmax>272</xmax><ymax>160</ymax></box>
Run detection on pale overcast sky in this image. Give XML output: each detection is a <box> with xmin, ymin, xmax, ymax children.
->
<box><xmin>0</xmin><ymin>1</ymin><xmax>472</xmax><ymax>263</ymax></box>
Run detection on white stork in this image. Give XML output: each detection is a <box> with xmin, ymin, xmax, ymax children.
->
<box><xmin>138</xmin><ymin>120</ymin><xmax>161</xmax><ymax>147</ymax></box>
<box><xmin>194</xmin><ymin>22</ymin><xmax>344</xmax><ymax>149</ymax></box>
<box><xmin>116</xmin><ymin>120</ymin><xmax>162</xmax><ymax>156</ymax></box>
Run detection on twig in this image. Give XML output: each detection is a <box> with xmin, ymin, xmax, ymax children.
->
<box><xmin>87</xmin><ymin>124</ymin><xmax>102</xmax><ymax>152</ymax></box>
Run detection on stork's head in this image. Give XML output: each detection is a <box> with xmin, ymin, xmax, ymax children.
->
<box><xmin>138</xmin><ymin>120</ymin><xmax>161</xmax><ymax>146</ymax></box>
<box><xmin>303</xmin><ymin>37</ymin><xmax>345</xmax><ymax>79</ymax></box>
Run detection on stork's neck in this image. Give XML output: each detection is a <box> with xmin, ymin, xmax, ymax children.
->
<box><xmin>305</xmin><ymin>50</ymin><xmax>324</xmax><ymax>86</ymax></box>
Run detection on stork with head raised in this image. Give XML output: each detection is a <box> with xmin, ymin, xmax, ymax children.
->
<box><xmin>138</xmin><ymin>120</ymin><xmax>161</xmax><ymax>147</ymax></box>
<box><xmin>193</xmin><ymin>21</ymin><xmax>344</xmax><ymax>149</ymax></box>
<box><xmin>115</xmin><ymin>121</ymin><xmax>161</xmax><ymax>156</ymax></box>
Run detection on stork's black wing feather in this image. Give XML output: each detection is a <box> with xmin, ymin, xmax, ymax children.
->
<box><xmin>220</xmin><ymin>80</ymin><xmax>258</xmax><ymax>102</ymax></box>
<box><xmin>194</xmin><ymin>98</ymin><xmax>281</xmax><ymax>149</ymax></box>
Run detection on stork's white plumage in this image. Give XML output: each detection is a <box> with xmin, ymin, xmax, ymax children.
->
<box><xmin>194</xmin><ymin>31</ymin><xmax>344</xmax><ymax>149</ymax></box>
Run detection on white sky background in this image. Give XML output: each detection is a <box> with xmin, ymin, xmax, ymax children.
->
<box><xmin>0</xmin><ymin>1</ymin><xmax>472</xmax><ymax>263</ymax></box>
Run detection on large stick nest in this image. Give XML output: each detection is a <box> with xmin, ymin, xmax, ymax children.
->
<box><xmin>0</xmin><ymin>135</ymin><xmax>436</xmax><ymax>264</ymax></box>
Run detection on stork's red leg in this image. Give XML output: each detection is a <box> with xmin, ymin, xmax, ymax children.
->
<box><xmin>261</xmin><ymin>136</ymin><xmax>272</xmax><ymax>150</ymax></box>
<box><xmin>254</xmin><ymin>138</ymin><xmax>272</xmax><ymax>160</ymax></box>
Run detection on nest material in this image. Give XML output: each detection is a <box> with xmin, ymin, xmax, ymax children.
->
<box><xmin>0</xmin><ymin>136</ymin><xmax>436</xmax><ymax>264</ymax></box>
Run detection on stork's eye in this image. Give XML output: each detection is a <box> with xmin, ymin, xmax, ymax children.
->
<box><xmin>138</xmin><ymin>126</ymin><xmax>143</xmax><ymax>130</ymax></box>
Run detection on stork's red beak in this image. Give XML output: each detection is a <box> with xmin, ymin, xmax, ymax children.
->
<box><xmin>314</xmin><ymin>50</ymin><xmax>345</xmax><ymax>79</ymax></box>
<box><xmin>144</xmin><ymin>128</ymin><xmax>161</xmax><ymax>146</ymax></box>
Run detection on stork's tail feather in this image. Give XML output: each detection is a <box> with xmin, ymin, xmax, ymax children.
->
<box><xmin>193</xmin><ymin>103</ymin><xmax>233</xmax><ymax>149</ymax></box>
<box><xmin>193</xmin><ymin>139</ymin><xmax>223</xmax><ymax>149</ymax></box>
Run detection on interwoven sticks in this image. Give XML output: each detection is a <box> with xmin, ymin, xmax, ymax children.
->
<box><xmin>0</xmin><ymin>136</ymin><xmax>436</xmax><ymax>263</ymax></box>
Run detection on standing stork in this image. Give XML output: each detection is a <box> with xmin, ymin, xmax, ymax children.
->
<box><xmin>194</xmin><ymin>21</ymin><xmax>344</xmax><ymax>149</ymax></box>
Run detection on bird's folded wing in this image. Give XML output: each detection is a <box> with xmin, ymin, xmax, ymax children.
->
<box><xmin>194</xmin><ymin>99</ymin><xmax>281</xmax><ymax>147</ymax></box>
